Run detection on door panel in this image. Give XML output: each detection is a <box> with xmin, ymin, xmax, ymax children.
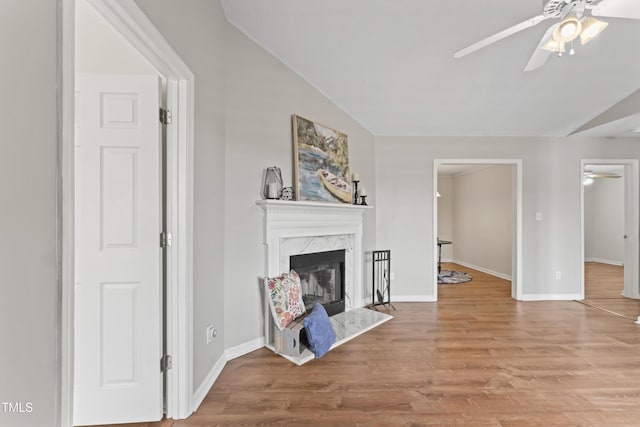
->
<box><xmin>74</xmin><ymin>73</ymin><xmax>162</xmax><ymax>425</ymax></box>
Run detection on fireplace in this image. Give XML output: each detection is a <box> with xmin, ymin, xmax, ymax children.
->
<box><xmin>290</xmin><ymin>249</ymin><xmax>345</xmax><ymax>317</ymax></box>
<box><xmin>256</xmin><ymin>199</ymin><xmax>370</xmax><ymax>356</ymax></box>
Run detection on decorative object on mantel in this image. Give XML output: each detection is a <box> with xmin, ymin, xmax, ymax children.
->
<box><xmin>359</xmin><ymin>187</ymin><xmax>368</xmax><ymax>206</ymax></box>
<box><xmin>262</xmin><ymin>166</ymin><xmax>283</xmax><ymax>200</ymax></box>
<box><xmin>351</xmin><ymin>173</ymin><xmax>360</xmax><ymax>205</ymax></box>
<box><xmin>280</xmin><ymin>186</ymin><xmax>294</xmax><ymax>201</ymax></box>
<box><xmin>292</xmin><ymin>114</ymin><xmax>352</xmax><ymax>204</ymax></box>
<box><xmin>369</xmin><ymin>250</ymin><xmax>395</xmax><ymax>311</ymax></box>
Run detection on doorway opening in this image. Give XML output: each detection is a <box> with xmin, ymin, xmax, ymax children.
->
<box><xmin>434</xmin><ymin>160</ymin><xmax>523</xmax><ymax>301</ymax></box>
<box><xmin>580</xmin><ymin>159</ymin><xmax>640</xmax><ymax>319</ymax></box>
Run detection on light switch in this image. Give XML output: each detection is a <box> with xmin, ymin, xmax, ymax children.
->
<box><xmin>536</xmin><ymin>212</ymin><xmax>542</xmax><ymax>221</ymax></box>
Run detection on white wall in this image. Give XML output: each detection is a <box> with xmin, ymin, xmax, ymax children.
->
<box><xmin>222</xmin><ymin>21</ymin><xmax>377</xmax><ymax>349</ymax></box>
<box><xmin>585</xmin><ymin>176</ymin><xmax>625</xmax><ymax>265</ymax></box>
<box><xmin>375</xmin><ymin>136</ymin><xmax>640</xmax><ymax>301</ymax></box>
<box><xmin>0</xmin><ymin>1</ymin><xmax>59</xmax><ymax>426</ymax></box>
<box><xmin>452</xmin><ymin>165</ymin><xmax>512</xmax><ymax>278</ymax></box>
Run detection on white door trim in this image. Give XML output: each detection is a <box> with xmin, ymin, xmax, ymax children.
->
<box><xmin>61</xmin><ymin>0</ymin><xmax>195</xmax><ymax>424</ymax></box>
<box><xmin>433</xmin><ymin>159</ymin><xmax>523</xmax><ymax>300</ymax></box>
<box><xmin>580</xmin><ymin>159</ymin><xmax>639</xmax><ymax>300</ymax></box>
<box><xmin>60</xmin><ymin>2</ymin><xmax>76</xmax><ymax>426</ymax></box>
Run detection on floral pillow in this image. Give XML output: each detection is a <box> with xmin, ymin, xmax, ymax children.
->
<box><xmin>265</xmin><ymin>270</ymin><xmax>306</xmax><ymax>331</ymax></box>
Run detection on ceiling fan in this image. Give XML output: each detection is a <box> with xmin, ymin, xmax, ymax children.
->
<box><xmin>454</xmin><ymin>0</ymin><xmax>640</xmax><ymax>71</ymax></box>
<box><xmin>585</xmin><ymin>170</ymin><xmax>622</xmax><ymax>178</ymax></box>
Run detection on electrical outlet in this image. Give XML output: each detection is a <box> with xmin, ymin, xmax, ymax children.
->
<box><xmin>390</xmin><ymin>272</ymin><xmax>395</xmax><ymax>280</ymax></box>
<box><xmin>536</xmin><ymin>212</ymin><xmax>542</xmax><ymax>221</ymax></box>
<box><xmin>206</xmin><ymin>324</ymin><xmax>217</xmax><ymax>344</ymax></box>
<box><xmin>555</xmin><ymin>271</ymin><xmax>561</xmax><ymax>280</ymax></box>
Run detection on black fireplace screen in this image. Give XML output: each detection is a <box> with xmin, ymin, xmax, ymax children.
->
<box><xmin>290</xmin><ymin>249</ymin><xmax>345</xmax><ymax>317</ymax></box>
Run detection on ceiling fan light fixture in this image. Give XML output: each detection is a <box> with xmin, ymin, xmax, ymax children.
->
<box><xmin>542</xmin><ymin>38</ymin><xmax>565</xmax><ymax>53</ymax></box>
<box><xmin>579</xmin><ymin>17</ymin><xmax>608</xmax><ymax>45</ymax></box>
<box><xmin>553</xmin><ymin>15</ymin><xmax>582</xmax><ymax>42</ymax></box>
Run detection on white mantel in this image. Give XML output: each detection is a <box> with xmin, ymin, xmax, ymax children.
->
<box><xmin>256</xmin><ymin>199</ymin><xmax>372</xmax><ymax>350</ymax></box>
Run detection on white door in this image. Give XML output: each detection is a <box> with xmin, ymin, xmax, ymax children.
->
<box><xmin>74</xmin><ymin>73</ymin><xmax>163</xmax><ymax>425</ymax></box>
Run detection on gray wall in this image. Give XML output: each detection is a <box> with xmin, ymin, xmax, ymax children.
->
<box><xmin>375</xmin><ymin>136</ymin><xmax>640</xmax><ymax>300</ymax></box>
<box><xmin>135</xmin><ymin>0</ymin><xmax>228</xmax><ymax>392</ymax></box>
<box><xmin>0</xmin><ymin>1</ymin><xmax>60</xmax><ymax>426</ymax></box>
<box><xmin>452</xmin><ymin>165</ymin><xmax>512</xmax><ymax>277</ymax></box>
<box><xmin>585</xmin><ymin>176</ymin><xmax>625</xmax><ymax>264</ymax></box>
<box><xmin>137</xmin><ymin>0</ymin><xmax>376</xmax><ymax>391</ymax></box>
<box><xmin>222</xmin><ymin>21</ymin><xmax>376</xmax><ymax>349</ymax></box>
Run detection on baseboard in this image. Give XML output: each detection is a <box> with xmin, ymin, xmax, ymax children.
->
<box><xmin>224</xmin><ymin>336</ymin><xmax>265</xmax><ymax>360</ymax></box>
<box><xmin>519</xmin><ymin>293</ymin><xmax>583</xmax><ymax>301</ymax></box>
<box><xmin>191</xmin><ymin>337</ymin><xmax>265</xmax><ymax>414</ymax></box>
<box><xmin>191</xmin><ymin>353</ymin><xmax>226</xmax><ymax>414</ymax></box>
<box><xmin>391</xmin><ymin>294</ymin><xmax>437</xmax><ymax>302</ymax></box>
<box><xmin>585</xmin><ymin>258</ymin><xmax>624</xmax><ymax>266</ymax></box>
<box><xmin>452</xmin><ymin>259</ymin><xmax>512</xmax><ymax>281</ymax></box>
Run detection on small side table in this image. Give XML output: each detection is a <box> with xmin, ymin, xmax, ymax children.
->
<box><xmin>437</xmin><ymin>239</ymin><xmax>452</xmax><ymax>274</ymax></box>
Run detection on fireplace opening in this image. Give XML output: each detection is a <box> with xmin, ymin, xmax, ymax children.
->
<box><xmin>290</xmin><ymin>249</ymin><xmax>345</xmax><ymax>317</ymax></box>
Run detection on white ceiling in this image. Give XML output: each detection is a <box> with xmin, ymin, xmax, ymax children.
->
<box><xmin>221</xmin><ymin>0</ymin><xmax>640</xmax><ymax>137</ymax></box>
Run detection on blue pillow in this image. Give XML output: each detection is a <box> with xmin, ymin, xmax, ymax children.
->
<box><xmin>303</xmin><ymin>303</ymin><xmax>336</xmax><ymax>358</ymax></box>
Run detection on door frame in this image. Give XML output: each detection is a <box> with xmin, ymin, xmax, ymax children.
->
<box><xmin>60</xmin><ymin>0</ymin><xmax>195</xmax><ymax>424</ymax></box>
<box><xmin>580</xmin><ymin>159</ymin><xmax>640</xmax><ymax>299</ymax></box>
<box><xmin>433</xmin><ymin>159</ymin><xmax>523</xmax><ymax>300</ymax></box>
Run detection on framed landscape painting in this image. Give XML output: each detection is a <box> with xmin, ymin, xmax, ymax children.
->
<box><xmin>293</xmin><ymin>115</ymin><xmax>352</xmax><ymax>204</ymax></box>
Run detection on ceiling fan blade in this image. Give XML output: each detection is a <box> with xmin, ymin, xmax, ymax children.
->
<box><xmin>454</xmin><ymin>14</ymin><xmax>548</xmax><ymax>58</ymax></box>
<box><xmin>523</xmin><ymin>22</ymin><xmax>559</xmax><ymax>72</ymax></box>
<box><xmin>591</xmin><ymin>0</ymin><xmax>640</xmax><ymax>20</ymax></box>
<box><xmin>589</xmin><ymin>173</ymin><xmax>622</xmax><ymax>178</ymax></box>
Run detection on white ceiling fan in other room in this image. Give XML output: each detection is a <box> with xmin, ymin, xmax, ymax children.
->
<box><xmin>583</xmin><ymin>168</ymin><xmax>622</xmax><ymax>185</ymax></box>
<box><xmin>454</xmin><ymin>0</ymin><xmax>640</xmax><ymax>72</ymax></box>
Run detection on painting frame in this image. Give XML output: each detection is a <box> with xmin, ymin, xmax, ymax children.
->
<box><xmin>292</xmin><ymin>114</ymin><xmax>352</xmax><ymax>204</ymax></box>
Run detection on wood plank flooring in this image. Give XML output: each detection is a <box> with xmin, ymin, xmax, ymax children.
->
<box><xmin>438</xmin><ymin>263</ymin><xmax>511</xmax><ymax>300</ymax></box>
<box><xmin>583</xmin><ymin>262</ymin><xmax>640</xmax><ymax>320</ymax></box>
<box><xmin>81</xmin><ymin>263</ymin><xmax>640</xmax><ymax>427</ymax></box>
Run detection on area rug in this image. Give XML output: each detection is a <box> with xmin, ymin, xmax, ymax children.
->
<box><xmin>438</xmin><ymin>269</ymin><xmax>472</xmax><ymax>284</ymax></box>
<box><xmin>281</xmin><ymin>307</ymin><xmax>393</xmax><ymax>366</ymax></box>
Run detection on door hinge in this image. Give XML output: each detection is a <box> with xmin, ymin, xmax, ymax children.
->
<box><xmin>159</xmin><ymin>108</ymin><xmax>172</xmax><ymax>125</ymax></box>
<box><xmin>160</xmin><ymin>231</ymin><xmax>172</xmax><ymax>248</ymax></box>
<box><xmin>161</xmin><ymin>354</ymin><xmax>172</xmax><ymax>373</ymax></box>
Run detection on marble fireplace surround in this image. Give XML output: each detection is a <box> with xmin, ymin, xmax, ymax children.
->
<box><xmin>256</xmin><ymin>200</ymin><xmax>371</xmax><ymax>351</ymax></box>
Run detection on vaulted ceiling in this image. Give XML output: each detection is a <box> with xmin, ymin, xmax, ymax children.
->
<box><xmin>221</xmin><ymin>0</ymin><xmax>640</xmax><ymax>138</ymax></box>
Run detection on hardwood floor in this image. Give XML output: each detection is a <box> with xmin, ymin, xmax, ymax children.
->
<box><xmin>438</xmin><ymin>262</ymin><xmax>511</xmax><ymax>300</ymax></box>
<box><xmin>83</xmin><ymin>263</ymin><xmax>640</xmax><ymax>426</ymax></box>
<box><xmin>583</xmin><ymin>261</ymin><xmax>640</xmax><ymax>320</ymax></box>
<box><xmin>584</xmin><ymin>262</ymin><xmax>624</xmax><ymax>299</ymax></box>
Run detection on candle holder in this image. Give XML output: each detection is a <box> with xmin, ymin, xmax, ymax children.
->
<box><xmin>360</xmin><ymin>195</ymin><xmax>368</xmax><ymax>206</ymax></box>
<box><xmin>352</xmin><ymin>180</ymin><xmax>360</xmax><ymax>205</ymax></box>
